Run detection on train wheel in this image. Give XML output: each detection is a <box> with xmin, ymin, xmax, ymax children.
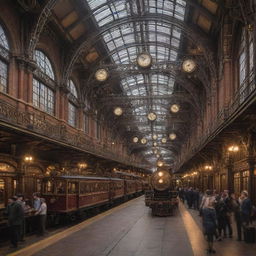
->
<box><xmin>69</xmin><ymin>213</ymin><xmax>77</xmax><ymax>222</ymax></box>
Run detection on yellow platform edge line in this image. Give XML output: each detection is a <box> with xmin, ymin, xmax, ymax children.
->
<box><xmin>7</xmin><ymin>196</ymin><xmax>143</xmax><ymax>256</ymax></box>
<box><xmin>179</xmin><ymin>202</ymin><xmax>206</xmax><ymax>256</ymax></box>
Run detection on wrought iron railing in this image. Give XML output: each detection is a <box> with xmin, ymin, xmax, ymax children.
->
<box><xmin>175</xmin><ymin>75</ymin><xmax>256</xmax><ymax>171</ymax></box>
<box><xmin>0</xmin><ymin>97</ymin><xmax>147</xmax><ymax>169</ymax></box>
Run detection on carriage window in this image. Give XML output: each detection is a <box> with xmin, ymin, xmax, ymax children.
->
<box><xmin>68</xmin><ymin>182</ymin><xmax>77</xmax><ymax>194</ymax></box>
<box><xmin>44</xmin><ymin>180</ymin><xmax>54</xmax><ymax>193</ymax></box>
<box><xmin>0</xmin><ymin>179</ymin><xmax>5</xmax><ymax>208</ymax></box>
<box><xmin>56</xmin><ymin>181</ymin><xmax>66</xmax><ymax>194</ymax></box>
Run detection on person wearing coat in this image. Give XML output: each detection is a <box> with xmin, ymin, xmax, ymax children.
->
<box><xmin>240</xmin><ymin>191</ymin><xmax>252</xmax><ymax>226</ymax></box>
<box><xmin>202</xmin><ymin>200</ymin><xmax>217</xmax><ymax>254</ymax></box>
<box><xmin>6</xmin><ymin>197</ymin><xmax>24</xmax><ymax>248</ymax></box>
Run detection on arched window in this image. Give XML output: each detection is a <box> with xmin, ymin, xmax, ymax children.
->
<box><xmin>67</xmin><ymin>79</ymin><xmax>78</xmax><ymax>127</ymax></box>
<box><xmin>0</xmin><ymin>24</ymin><xmax>10</xmax><ymax>93</ymax></box>
<box><xmin>239</xmin><ymin>30</ymin><xmax>246</xmax><ymax>87</ymax></box>
<box><xmin>33</xmin><ymin>50</ymin><xmax>55</xmax><ymax>115</ymax></box>
<box><xmin>34</xmin><ymin>50</ymin><xmax>55</xmax><ymax>80</ymax></box>
<box><xmin>68</xmin><ymin>79</ymin><xmax>78</xmax><ymax>98</ymax></box>
<box><xmin>238</xmin><ymin>28</ymin><xmax>255</xmax><ymax>102</ymax></box>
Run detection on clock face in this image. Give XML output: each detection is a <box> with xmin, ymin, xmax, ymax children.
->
<box><xmin>95</xmin><ymin>68</ymin><xmax>108</xmax><ymax>82</ymax></box>
<box><xmin>114</xmin><ymin>107</ymin><xmax>123</xmax><ymax>116</ymax></box>
<box><xmin>147</xmin><ymin>112</ymin><xmax>157</xmax><ymax>121</ymax></box>
<box><xmin>137</xmin><ymin>53</ymin><xmax>152</xmax><ymax>68</ymax></box>
<box><xmin>182</xmin><ymin>59</ymin><xmax>196</xmax><ymax>73</ymax></box>
<box><xmin>161</xmin><ymin>138</ymin><xmax>167</xmax><ymax>144</ymax></box>
<box><xmin>133</xmin><ymin>137</ymin><xmax>139</xmax><ymax>143</ymax></box>
<box><xmin>141</xmin><ymin>138</ymin><xmax>147</xmax><ymax>144</ymax></box>
<box><xmin>169</xmin><ymin>133</ymin><xmax>176</xmax><ymax>140</ymax></box>
<box><xmin>170</xmin><ymin>104</ymin><xmax>180</xmax><ymax>113</ymax></box>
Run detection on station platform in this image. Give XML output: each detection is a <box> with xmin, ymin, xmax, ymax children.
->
<box><xmin>3</xmin><ymin>196</ymin><xmax>256</xmax><ymax>256</ymax></box>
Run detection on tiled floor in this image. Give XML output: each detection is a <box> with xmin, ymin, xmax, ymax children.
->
<box><xmin>3</xmin><ymin>196</ymin><xmax>256</xmax><ymax>256</ymax></box>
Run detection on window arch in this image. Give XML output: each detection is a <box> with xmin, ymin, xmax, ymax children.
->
<box><xmin>33</xmin><ymin>50</ymin><xmax>55</xmax><ymax>115</ymax></box>
<box><xmin>238</xmin><ymin>27</ymin><xmax>254</xmax><ymax>103</ymax></box>
<box><xmin>0</xmin><ymin>25</ymin><xmax>9</xmax><ymax>50</ymax></box>
<box><xmin>34</xmin><ymin>50</ymin><xmax>55</xmax><ymax>80</ymax></box>
<box><xmin>68</xmin><ymin>79</ymin><xmax>78</xmax><ymax>98</ymax></box>
<box><xmin>0</xmin><ymin>24</ymin><xmax>10</xmax><ymax>93</ymax></box>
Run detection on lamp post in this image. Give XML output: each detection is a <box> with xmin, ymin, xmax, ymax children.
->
<box><xmin>226</xmin><ymin>145</ymin><xmax>239</xmax><ymax>192</ymax></box>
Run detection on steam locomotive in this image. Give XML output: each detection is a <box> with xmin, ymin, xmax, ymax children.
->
<box><xmin>145</xmin><ymin>169</ymin><xmax>178</xmax><ymax>216</ymax></box>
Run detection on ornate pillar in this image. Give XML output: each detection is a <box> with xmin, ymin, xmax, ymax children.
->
<box><xmin>226</xmin><ymin>156</ymin><xmax>234</xmax><ymax>192</ymax></box>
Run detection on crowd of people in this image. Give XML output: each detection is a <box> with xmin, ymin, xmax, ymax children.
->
<box><xmin>178</xmin><ymin>187</ymin><xmax>255</xmax><ymax>254</ymax></box>
<box><xmin>4</xmin><ymin>193</ymin><xmax>47</xmax><ymax>248</ymax></box>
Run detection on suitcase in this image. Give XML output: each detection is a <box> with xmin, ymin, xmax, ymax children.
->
<box><xmin>244</xmin><ymin>227</ymin><xmax>256</xmax><ymax>243</ymax></box>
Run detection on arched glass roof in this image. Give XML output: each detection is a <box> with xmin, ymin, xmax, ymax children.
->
<box><xmin>85</xmin><ymin>0</ymin><xmax>187</xmax><ymax>166</ymax></box>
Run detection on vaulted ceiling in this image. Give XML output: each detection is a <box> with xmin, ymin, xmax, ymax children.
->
<box><xmin>23</xmin><ymin>0</ymin><xmax>222</xmax><ymax>170</ymax></box>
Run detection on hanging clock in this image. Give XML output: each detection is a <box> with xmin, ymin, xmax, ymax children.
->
<box><xmin>161</xmin><ymin>138</ymin><xmax>167</xmax><ymax>144</ymax></box>
<box><xmin>147</xmin><ymin>112</ymin><xmax>157</xmax><ymax>121</ymax></box>
<box><xmin>114</xmin><ymin>107</ymin><xmax>123</xmax><ymax>116</ymax></box>
<box><xmin>141</xmin><ymin>138</ymin><xmax>147</xmax><ymax>144</ymax></box>
<box><xmin>137</xmin><ymin>53</ymin><xmax>152</xmax><ymax>68</ymax></box>
<box><xmin>95</xmin><ymin>68</ymin><xmax>109</xmax><ymax>82</ymax></box>
<box><xmin>170</xmin><ymin>104</ymin><xmax>180</xmax><ymax>113</ymax></box>
<box><xmin>182</xmin><ymin>59</ymin><xmax>197</xmax><ymax>73</ymax></box>
<box><xmin>169</xmin><ymin>133</ymin><xmax>177</xmax><ymax>140</ymax></box>
<box><xmin>133</xmin><ymin>137</ymin><xmax>139</xmax><ymax>143</ymax></box>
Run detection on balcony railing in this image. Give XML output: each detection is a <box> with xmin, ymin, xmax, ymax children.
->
<box><xmin>0</xmin><ymin>97</ymin><xmax>148</xmax><ymax>169</ymax></box>
<box><xmin>175</xmin><ymin>74</ymin><xmax>256</xmax><ymax>171</ymax></box>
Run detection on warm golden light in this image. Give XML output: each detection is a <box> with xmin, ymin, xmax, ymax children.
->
<box><xmin>24</xmin><ymin>155</ymin><xmax>33</xmax><ymax>162</ymax></box>
<box><xmin>157</xmin><ymin>160</ymin><xmax>164</xmax><ymax>167</ymax></box>
<box><xmin>78</xmin><ymin>162</ymin><xmax>88</xmax><ymax>169</ymax></box>
<box><xmin>158</xmin><ymin>171</ymin><xmax>163</xmax><ymax>177</ymax></box>
<box><xmin>205</xmin><ymin>165</ymin><xmax>213</xmax><ymax>170</ymax></box>
<box><xmin>158</xmin><ymin>179</ymin><xmax>163</xmax><ymax>184</ymax></box>
<box><xmin>153</xmin><ymin>142</ymin><xmax>157</xmax><ymax>147</ymax></box>
<box><xmin>228</xmin><ymin>145</ymin><xmax>239</xmax><ymax>152</ymax></box>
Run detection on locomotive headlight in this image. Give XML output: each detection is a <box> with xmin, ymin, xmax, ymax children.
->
<box><xmin>158</xmin><ymin>171</ymin><xmax>163</xmax><ymax>177</ymax></box>
<box><xmin>158</xmin><ymin>179</ymin><xmax>163</xmax><ymax>184</ymax></box>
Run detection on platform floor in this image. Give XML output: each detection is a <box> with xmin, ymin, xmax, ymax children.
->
<box><xmin>5</xmin><ymin>196</ymin><xmax>256</xmax><ymax>256</ymax></box>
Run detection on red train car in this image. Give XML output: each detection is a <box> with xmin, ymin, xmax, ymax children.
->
<box><xmin>42</xmin><ymin>175</ymin><xmax>142</xmax><ymax>222</ymax></box>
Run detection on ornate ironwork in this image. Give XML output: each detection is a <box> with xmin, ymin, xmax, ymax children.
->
<box><xmin>0</xmin><ymin>99</ymin><xmax>148</xmax><ymax>169</ymax></box>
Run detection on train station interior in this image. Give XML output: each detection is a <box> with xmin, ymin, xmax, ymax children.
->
<box><xmin>0</xmin><ymin>0</ymin><xmax>256</xmax><ymax>255</ymax></box>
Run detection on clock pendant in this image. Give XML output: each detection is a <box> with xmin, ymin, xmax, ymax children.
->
<box><xmin>182</xmin><ymin>59</ymin><xmax>196</xmax><ymax>73</ymax></box>
<box><xmin>137</xmin><ymin>53</ymin><xmax>152</xmax><ymax>68</ymax></box>
<box><xmin>95</xmin><ymin>68</ymin><xmax>109</xmax><ymax>82</ymax></box>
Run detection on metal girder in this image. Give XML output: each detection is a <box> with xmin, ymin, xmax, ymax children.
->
<box><xmin>27</xmin><ymin>0</ymin><xmax>58</xmax><ymax>58</ymax></box>
<box><xmin>63</xmin><ymin>13</ymin><xmax>216</xmax><ymax>84</ymax></box>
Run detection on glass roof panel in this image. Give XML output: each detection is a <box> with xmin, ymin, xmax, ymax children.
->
<box><xmin>0</xmin><ymin>25</ymin><xmax>9</xmax><ymax>50</ymax></box>
<box><xmin>86</xmin><ymin>0</ymin><xmax>187</xmax><ymax>164</ymax></box>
